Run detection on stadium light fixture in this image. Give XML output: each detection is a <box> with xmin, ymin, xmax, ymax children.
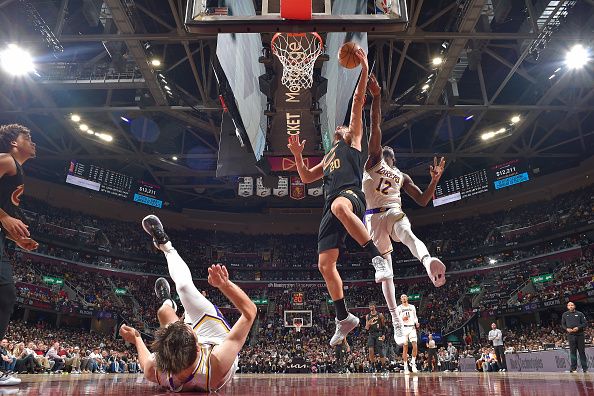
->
<box><xmin>0</xmin><ymin>44</ymin><xmax>35</xmax><ymax>76</ymax></box>
<box><xmin>150</xmin><ymin>58</ymin><xmax>161</xmax><ymax>67</ymax></box>
<box><xmin>172</xmin><ymin>156</ymin><xmax>178</xmax><ymax>161</ymax></box>
<box><xmin>79</xmin><ymin>124</ymin><xmax>89</xmax><ymax>132</ymax></box>
<box><xmin>164</xmin><ymin>85</ymin><xmax>171</xmax><ymax>91</ymax></box>
<box><xmin>510</xmin><ymin>115</ymin><xmax>521</xmax><ymax>124</ymax></box>
<box><xmin>432</xmin><ymin>56</ymin><xmax>443</xmax><ymax>66</ymax></box>
<box><xmin>97</xmin><ymin>133</ymin><xmax>113</xmax><ymax>142</ymax></box>
<box><xmin>489</xmin><ymin>258</ymin><xmax>497</xmax><ymax>265</ymax></box>
<box><xmin>465</xmin><ymin>115</ymin><xmax>474</xmax><ymax>121</ymax></box>
<box><xmin>120</xmin><ymin>116</ymin><xmax>130</xmax><ymax>123</ymax></box>
<box><xmin>70</xmin><ymin>114</ymin><xmax>81</xmax><ymax>122</ymax></box>
<box><xmin>87</xmin><ymin>129</ymin><xmax>94</xmax><ymax>135</ymax></box>
<box><xmin>481</xmin><ymin>131</ymin><xmax>495</xmax><ymax>140</ymax></box>
<box><xmin>565</xmin><ymin>44</ymin><xmax>590</xmax><ymax>69</ymax></box>
<box><xmin>421</xmin><ymin>84</ymin><xmax>430</xmax><ymax>91</ymax></box>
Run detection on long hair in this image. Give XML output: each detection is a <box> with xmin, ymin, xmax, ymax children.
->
<box><xmin>0</xmin><ymin>124</ymin><xmax>30</xmax><ymax>153</ymax></box>
<box><xmin>152</xmin><ymin>321</ymin><xmax>198</xmax><ymax>375</ymax></box>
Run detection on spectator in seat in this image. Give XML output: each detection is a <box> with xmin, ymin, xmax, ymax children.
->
<box><xmin>46</xmin><ymin>341</ymin><xmax>65</xmax><ymax>373</ymax></box>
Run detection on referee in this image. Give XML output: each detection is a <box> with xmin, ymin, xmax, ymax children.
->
<box><xmin>562</xmin><ymin>301</ymin><xmax>588</xmax><ymax>373</ymax></box>
<box><xmin>488</xmin><ymin>323</ymin><xmax>507</xmax><ymax>372</ymax></box>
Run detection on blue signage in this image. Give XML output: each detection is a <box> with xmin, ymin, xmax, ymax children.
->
<box><xmin>494</xmin><ymin>172</ymin><xmax>529</xmax><ymax>190</ymax></box>
<box><xmin>133</xmin><ymin>193</ymin><xmax>163</xmax><ymax>208</ymax></box>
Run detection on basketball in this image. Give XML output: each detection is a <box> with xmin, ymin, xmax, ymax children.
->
<box><xmin>338</xmin><ymin>42</ymin><xmax>361</xmax><ymax>69</ymax></box>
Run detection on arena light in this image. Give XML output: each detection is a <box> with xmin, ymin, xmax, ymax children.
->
<box><xmin>421</xmin><ymin>84</ymin><xmax>430</xmax><ymax>91</ymax></box>
<box><xmin>432</xmin><ymin>56</ymin><xmax>443</xmax><ymax>66</ymax></box>
<box><xmin>150</xmin><ymin>58</ymin><xmax>161</xmax><ymax>67</ymax></box>
<box><xmin>0</xmin><ymin>44</ymin><xmax>35</xmax><ymax>76</ymax></box>
<box><xmin>510</xmin><ymin>115</ymin><xmax>521</xmax><ymax>124</ymax></box>
<box><xmin>70</xmin><ymin>114</ymin><xmax>81</xmax><ymax>122</ymax></box>
<box><xmin>164</xmin><ymin>85</ymin><xmax>171</xmax><ymax>91</ymax></box>
<box><xmin>87</xmin><ymin>129</ymin><xmax>94</xmax><ymax>135</ymax></box>
<box><xmin>172</xmin><ymin>156</ymin><xmax>178</xmax><ymax>161</ymax></box>
<box><xmin>120</xmin><ymin>116</ymin><xmax>130</xmax><ymax>123</ymax></box>
<box><xmin>465</xmin><ymin>115</ymin><xmax>474</xmax><ymax>121</ymax></box>
<box><xmin>489</xmin><ymin>258</ymin><xmax>498</xmax><ymax>265</ymax></box>
<box><xmin>565</xmin><ymin>44</ymin><xmax>590</xmax><ymax>69</ymax></box>
<box><xmin>481</xmin><ymin>131</ymin><xmax>495</xmax><ymax>140</ymax></box>
<box><xmin>79</xmin><ymin>124</ymin><xmax>89</xmax><ymax>132</ymax></box>
<box><xmin>97</xmin><ymin>133</ymin><xmax>113</xmax><ymax>142</ymax></box>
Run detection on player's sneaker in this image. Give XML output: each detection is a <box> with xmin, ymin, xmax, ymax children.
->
<box><xmin>393</xmin><ymin>318</ymin><xmax>405</xmax><ymax>345</ymax></box>
<box><xmin>0</xmin><ymin>373</ymin><xmax>21</xmax><ymax>386</ymax></box>
<box><xmin>142</xmin><ymin>215</ymin><xmax>170</xmax><ymax>249</ymax></box>
<box><xmin>329</xmin><ymin>313</ymin><xmax>359</xmax><ymax>346</ymax></box>
<box><xmin>424</xmin><ymin>257</ymin><xmax>446</xmax><ymax>287</ymax></box>
<box><xmin>411</xmin><ymin>362</ymin><xmax>418</xmax><ymax>373</ymax></box>
<box><xmin>372</xmin><ymin>256</ymin><xmax>393</xmax><ymax>283</ymax></box>
<box><xmin>155</xmin><ymin>277</ymin><xmax>177</xmax><ymax>311</ymax></box>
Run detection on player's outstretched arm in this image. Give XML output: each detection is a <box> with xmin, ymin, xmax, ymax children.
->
<box><xmin>208</xmin><ymin>265</ymin><xmax>257</xmax><ymax>387</ymax></box>
<box><xmin>287</xmin><ymin>135</ymin><xmax>323</xmax><ymax>183</ymax></box>
<box><xmin>402</xmin><ymin>157</ymin><xmax>446</xmax><ymax>207</ymax></box>
<box><xmin>366</xmin><ymin>74</ymin><xmax>382</xmax><ymax>170</ymax></box>
<box><xmin>119</xmin><ymin>324</ymin><xmax>157</xmax><ymax>382</ymax></box>
<box><xmin>348</xmin><ymin>48</ymin><xmax>369</xmax><ymax>150</ymax></box>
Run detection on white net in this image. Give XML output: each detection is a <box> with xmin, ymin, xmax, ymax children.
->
<box><xmin>271</xmin><ymin>32</ymin><xmax>323</xmax><ymax>91</ymax></box>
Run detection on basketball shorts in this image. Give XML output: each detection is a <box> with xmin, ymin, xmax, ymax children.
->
<box><xmin>318</xmin><ymin>188</ymin><xmax>366</xmax><ymax>254</ymax></box>
<box><xmin>402</xmin><ymin>326</ymin><xmax>417</xmax><ymax>343</ymax></box>
<box><xmin>367</xmin><ymin>335</ymin><xmax>385</xmax><ymax>356</ymax></box>
<box><xmin>364</xmin><ymin>207</ymin><xmax>409</xmax><ymax>256</ymax></box>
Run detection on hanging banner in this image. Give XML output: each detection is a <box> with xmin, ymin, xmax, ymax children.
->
<box><xmin>290</xmin><ymin>176</ymin><xmax>306</xmax><ymax>200</ymax></box>
<box><xmin>307</xmin><ymin>180</ymin><xmax>323</xmax><ymax>197</ymax></box>
<box><xmin>256</xmin><ymin>177</ymin><xmax>271</xmax><ymax>197</ymax></box>
<box><xmin>267</xmin><ymin>156</ymin><xmax>323</xmax><ymax>172</ymax></box>
<box><xmin>238</xmin><ymin>177</ymin><xmax>253</xmax><ymax>197</ymax></box>
<box><xmin>273</xmin><ymin>176</ymin><xmax>289</xmax><ymax>197</ymax></box>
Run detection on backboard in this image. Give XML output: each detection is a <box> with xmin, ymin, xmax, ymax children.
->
<box><xmin>185</xmin><ymin>0</ymin><xmax>408</xmax><ymax>34</ymax></box>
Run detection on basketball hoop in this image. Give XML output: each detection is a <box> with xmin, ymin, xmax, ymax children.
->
<box><xmin>295</xmin><ymin>323</ymin><xmax>302</xmax><ymax>333</ymax></box>
<box><xmin>271</xmin><ymin>32</ymin><xmax>323</xmax><ymax>91</ymax></box>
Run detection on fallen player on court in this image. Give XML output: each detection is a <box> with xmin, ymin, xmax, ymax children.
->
<box><xmin>119</xmin><ymin>215</ymin><xmax>256</xmax><ymax>392</ymax></box>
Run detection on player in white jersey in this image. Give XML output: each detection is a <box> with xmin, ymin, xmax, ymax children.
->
<box><xmin>362</xmin><ymin>75</ymin><xmax>446</xmax><ymax>345</ymax></box>
<box><xmin>396</xmin><ymin>294</ymin><xmax>419</xmax><ymax>373</ymax></box>
<box><xmin>119</xmin><ymin>215</ymin><xmax>256</xmax><ymax>393</ymax></box>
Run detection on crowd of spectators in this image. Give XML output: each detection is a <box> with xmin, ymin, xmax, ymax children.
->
<box><xmin>1</xmin><ymin>321</ymin><xmax>140</xmax><ymax>375</ymax></box>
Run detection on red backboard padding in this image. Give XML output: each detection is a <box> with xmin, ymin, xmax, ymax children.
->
<box><xmin>280</xmin><ymin>0</ymin><xmax>312</xmax><ymax>21</ymax></box>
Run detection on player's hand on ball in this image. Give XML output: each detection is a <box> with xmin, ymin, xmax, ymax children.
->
<box><xmin>208</xmin><ymin>264</ymin><xmax>230</xmax><ymax>288</ymax></box>
<box><xmin>354</xmin><ymin>48</ymin><xmax>368</xmax><ymax>71</ymax></box>
<box><xmin>430</xmin><ymin>157</ymin><xmax>446</xmax><ymax>181</ymax></box>
<box><xmin>367</xmin><ymin>73</ymin><xmax>381</xmax><ymax>97</ymax></box>
<box><xmin>119</xmin><ymin>324</ymin><xmax>140</xmax><ymax>344</ymax></box>
<box><xmin>287</xmin><ymin>135</ymin><xmax>306</xmax><ymax>157</ymax></box>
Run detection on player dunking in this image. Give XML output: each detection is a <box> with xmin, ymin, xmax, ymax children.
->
<box><xmin>362</xmin><ymin>75</ymin><xmax>446</xmax><ymax>344</ymax></box>
<box><xmin>396</xmin><ymin>294</ymin><xmax>419</xmax><ymax>373</ymax></box>
<box><xmin>288</xmin><ymin>48</ymin><xmax>392</xmax><ymax>346</ymax></box>
<box><xmin>119</xmin><ymin>215</ymin><xmax>256</xmax><ymax>392</ymax></box>
<box><xmin>0</xmin><ymin>124</ymin><xmax>39</xmax><ymax>387</ymax></box>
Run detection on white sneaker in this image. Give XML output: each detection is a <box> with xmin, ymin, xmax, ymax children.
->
<box><xmin>0</xmin><ymin>374</ymin><xmax>21</xmax><ymax>386</ymax></box>
<box><xmin>411</xmin><ymin>362</ymin><xmax>418</xmax><ymax>373</ymax></box>
<box><xmin>372</xmin><ymin>256</ymin><xmax>393</xmax><ymax>283</ymax></box>
<box><xmin>329</xmin><ymin>313</ymin><xmax>359</xmax><ymax>346</ymax></box>
<box><xmin>424</xmin><ymin>257</ymin><xmax>446</xmax><ymax>287</ymax></box>
<box><xmin>393</xmin><ymin>317</ymin><xmax>405</xmax><ymax>345</ymax></box>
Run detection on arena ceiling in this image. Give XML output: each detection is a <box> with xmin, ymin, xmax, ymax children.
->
<box><xmin>0</xmin><ymin>0</ymin><xmax>593</xmax><ymax>211</ymax></box>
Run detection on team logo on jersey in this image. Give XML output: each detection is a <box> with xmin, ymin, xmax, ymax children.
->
<box><xmin>11</xmin><ymin>185</ymin><xmax>24</xmax><ymax>206</ymax></box>
<box><xmin>376</xmin><ymin>166</ymin><xmax>401</xmax><ymax>183</ymax></box>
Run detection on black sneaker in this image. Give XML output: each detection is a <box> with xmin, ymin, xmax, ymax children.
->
<box><xmin>142</xmin><ymin>215</ymin><xmax>170</xmax><ymax>248</ymax></box>
<box><xmin>155</xmin><ymin>277</ymin><xmax>172</xmax><ymax>303</ymax></box>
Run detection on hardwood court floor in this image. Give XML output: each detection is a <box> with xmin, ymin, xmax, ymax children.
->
<box><xmin>6</xmin><ymin>372</ymin><xmax>594</xmax><ymax>395</ymax></box>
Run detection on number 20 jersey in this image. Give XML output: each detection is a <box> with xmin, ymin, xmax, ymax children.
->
<box><xmin>362</xmin><ymin>159</ymin><xmax>404</xmax><ymax>210</ymax></box>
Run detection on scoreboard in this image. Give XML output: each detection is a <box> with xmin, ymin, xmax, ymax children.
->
<box><xmin>433</xmin><ymin>159</ymin><xmax>531</xmax><ymax>207</ymax></box>
<box><xmin>66</xmin><ymin>160</ymin><xmax>165</xmax><ymax>208</ymax></box>
<box><xmin>292</xmin><ymin>292</ymin><xmax>304</xmax><ymax>306</ymax></box>
<box><xmin>490</xmin><ymin>159</ymin><xmax>530</xmax><ymax>190</ymax></box>
<box><xmin>433</xmin><ymin>169</ymin><xmax>489</xmax><ymax>207</ymax></box>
